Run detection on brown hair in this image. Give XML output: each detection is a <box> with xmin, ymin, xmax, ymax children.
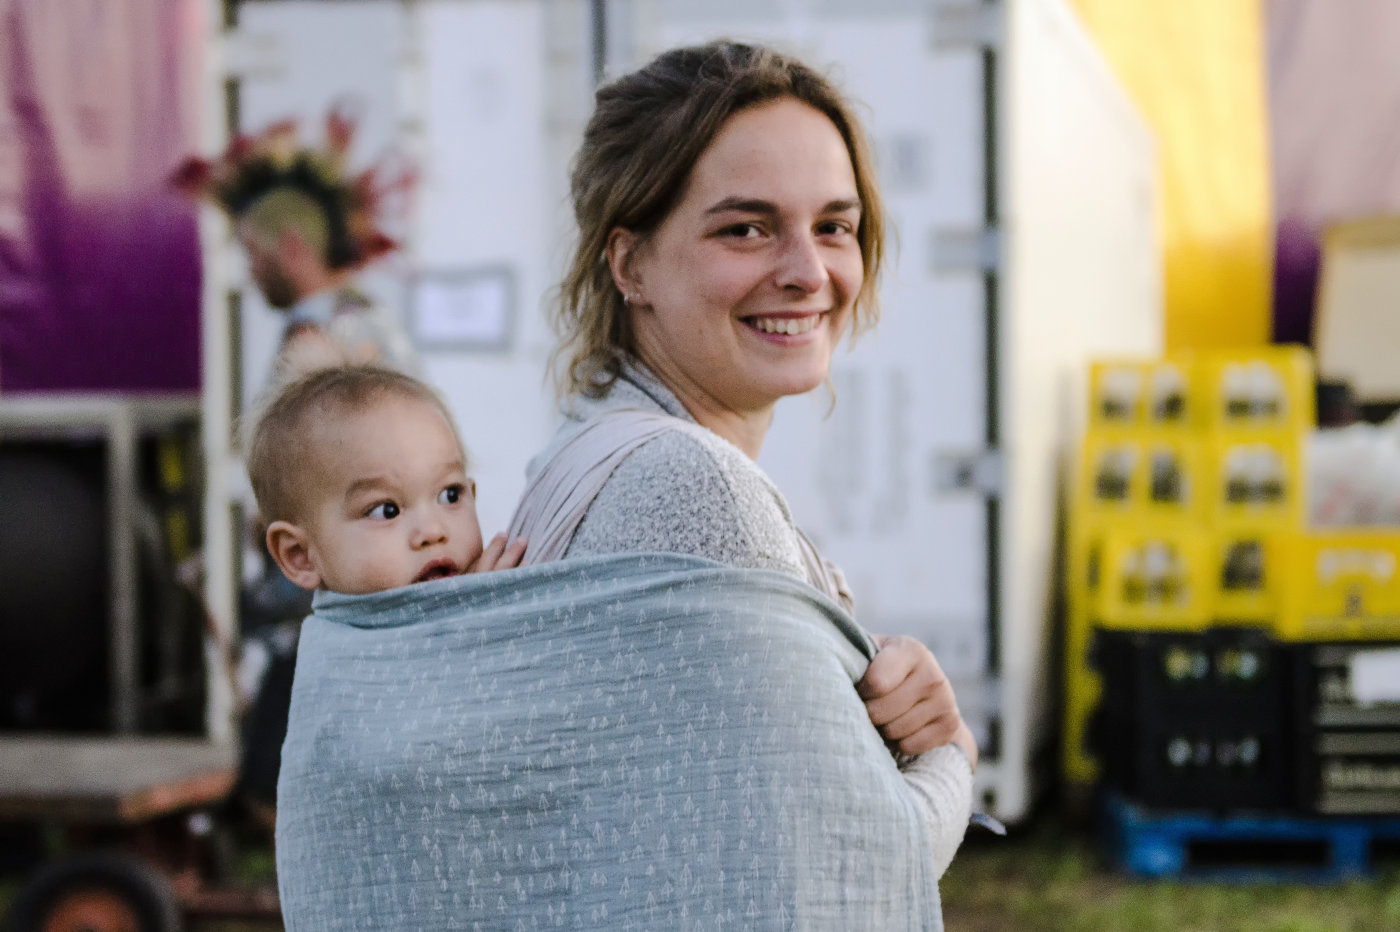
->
<box><xmin>556</xmin><ymin>40</ymin><xmax>887</xmax><ymax>397</ymax></box>
<box><xmin>246</xmin><ymin>364</ymin><xmax>463</xmax><ymax>524</ymax></box>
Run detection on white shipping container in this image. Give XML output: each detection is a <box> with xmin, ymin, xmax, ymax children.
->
<box><xmin>606</xmin><ymin>0</ymin><xmax>1162</xmax><ymax>822</ymax></box>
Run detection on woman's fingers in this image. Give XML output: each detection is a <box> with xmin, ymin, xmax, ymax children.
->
<box><xmin>884</xmin><ymin>710</ymin><xmax>963</xmax><ymax>755</ymax></box>
<box><xmin>880</xmin><ymin>697</ymin><xmax>961</xmax><ymax>748</ymax></box>
<box><xmin>859</xmin><ymin>635</ymin><xmax>947</xmax><ymax>718</ymax></box>
<box><xmin>858</xmin><ymin>635</ymin><xmax>964</xmax><ymax>756</ymax></box>
<box><xmin>857</xmin><ymin>634</ymin><xmax>924</xmax><ymax>701</ymax></box>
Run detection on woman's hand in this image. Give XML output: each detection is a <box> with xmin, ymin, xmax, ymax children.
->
<box><xmin>467</xmin><ymin>534</ymin><xmax>528</xmax><ymax>574</ymax></box>
<box><xmin>857</xmin><ymin>635</ymin><xmax>978</xmax><ymax>769</ymax></box>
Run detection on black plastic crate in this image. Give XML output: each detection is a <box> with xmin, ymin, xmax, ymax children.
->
<box><xmin>1090</xmin><ymin>627</ymin><xmax>1295</xmax><ymax>809</ymax></box>
<box><xmin>1294</xmin><ymin>642</ymin><xmax>1400</xmax><ymax>815</ymax></box>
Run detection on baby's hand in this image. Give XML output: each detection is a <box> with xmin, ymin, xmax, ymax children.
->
<box><xmin>858</xmin><ymin>635</ymin><xmax>977</xmax><ymax>768</ymax></box>
<box><xmin>466</xmin><ymin>533</ymin><xmax>528</xmax><ymax>574</ymax></box>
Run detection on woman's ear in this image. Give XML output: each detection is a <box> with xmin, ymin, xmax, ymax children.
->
<box><xmin>266</xmin><ymin>520</ymin><xmax>323</xmax><ymax>591</ymax></box>
<box><xmin>606</xmin><ymin>227</ymin><xmax>644</xmax><ymax>304</ymax></box>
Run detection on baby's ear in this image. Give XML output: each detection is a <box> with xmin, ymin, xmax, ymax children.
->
<box><xmin>266</xmin><ymin>520</ymin><xmax>323</xmax><ymax>591</ymax></box>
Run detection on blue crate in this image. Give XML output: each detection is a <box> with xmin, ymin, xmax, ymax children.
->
<box><xmin>1104</xmin><ymin>792</ymin><xmax>1400</xmax><ymax>882</ymax></box>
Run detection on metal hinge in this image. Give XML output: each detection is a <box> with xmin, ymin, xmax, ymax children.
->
<box><xmin>931</xmin><ymin>0</ymin><xmax>1005</xmax><ymax>51</ymax></box>
<box><xmin>932</xmin><ymin>448</ymin><xmax>1004</xmax><ymax>498</ymax></box>
<box><xmin>930</xmin><ymin>225</ymin><xmax>1001</xmax><ymax>274</ymax></box>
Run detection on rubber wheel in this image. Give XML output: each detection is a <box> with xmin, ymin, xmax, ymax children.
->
<box><xmin>4</xmin><ymin>852</ymin><xmax>182</xmax><ymax>932</ymax></box>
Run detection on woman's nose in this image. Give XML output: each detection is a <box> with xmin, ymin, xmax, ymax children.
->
<box><xmin>775</xmin><ymin>233</ymin><xmax>828</xmax><ymax>294</ymax></box>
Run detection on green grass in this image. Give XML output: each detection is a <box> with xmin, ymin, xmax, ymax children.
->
<box><xmin>6</xmin><ymin>815</ymin><xmax>1400</xmax><ymax>930</ymax></box>
<box><xmin>941</xmin><ymin>814</ymin><xmax>1400</xmax><ymax>932</ymax></box>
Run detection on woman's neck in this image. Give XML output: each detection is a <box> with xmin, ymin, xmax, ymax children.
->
<box><xmin>629</xmin><ymin>356</ymin><xmax>773</xmax><ymax>459</ymax></box>
<box><xmin>686</xmin><ymin>403</ymin><xmax>772</xmax><ymax>460</ymax></box>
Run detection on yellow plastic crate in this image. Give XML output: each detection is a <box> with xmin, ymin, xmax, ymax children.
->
<box><xmin>1196</xmin><ymin>346</ymin><xmax>1315</xmax><ymax>433</ymax></box>
<box><xmin>1089</xmin><ymin>360</ymin><xmax>1148</xmax><ymax>429</ymax></box>
<box><xmin>1142</xmin><ymin>357</ymin><xmax>1197</xmax><ymax>431</ymax></box>
<box><xmin>1061</xmin><ymin>602</ymin><xmax>1102</xmax><ymax>785</ymax></box>
<box><xmin>1205</xmin><ymin>431</ymin><xmax>1306</xmax><ymax>529</ymax></box>
<box><xmin>1212</xmin><ymin>526</ymin><xmax>1295</xmax><ymax>625</ymax></box>
<box><xmin>1140</xmin><ymin>434</ymin><xmax>1210</xmax><ymax>520</ymax></box>
<box><xmin>1075</xmin><ymin>434</ymin><xmax>1145</xmax><ymax>516</ymax></box>
<box><xmin>1094</xmin><ymin>521</ymin><xmax>1216</xmax><ymax>631</ymax></box>
<box><xmin>1063</xmin><ymin>521</ymin><xmax>1106</xmax><ymax>785</ymax></box>
<box><xmin>1088</xmin><ymin>357</ymin><xmax>1197</xmax><ymax>432</ymax></box>
<box><xmin>1277</xmin><ymin>531</ymin><xmax>1400</xmax><ymax>641</ymax></box>
<box><xmin>1075</xmin><ymin>432</ymin><xmax>1207</xmax><ymax>519</ymax></box>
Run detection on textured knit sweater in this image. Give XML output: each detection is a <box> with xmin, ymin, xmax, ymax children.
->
<box><xmin>547</xmin><ymin>361</ymin><xmax>973</xmax><ymax>877</ymax></box>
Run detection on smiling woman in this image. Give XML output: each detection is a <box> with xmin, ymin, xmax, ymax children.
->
<box><xmin>505</xmin><ymin>38</ymin><xmax>978</xmax><ymax>923</ymax></box>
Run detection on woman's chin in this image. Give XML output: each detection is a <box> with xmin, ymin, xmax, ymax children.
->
<box><xmin>747</xmin><ymin>369</ymin><xmax>832</xmax><ymax>406</ymax></box>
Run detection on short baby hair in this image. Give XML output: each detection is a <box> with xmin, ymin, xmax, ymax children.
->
<box><xmin>246</xmin><ymin>364</ymin><xmax>463</xmax><ymax>525</ymax></box>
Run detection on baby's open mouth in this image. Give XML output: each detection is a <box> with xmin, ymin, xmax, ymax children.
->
<box><xmin>414</xmin><ymin>559</ymin><xmax>459</xmax><ymax>583</ymax></box>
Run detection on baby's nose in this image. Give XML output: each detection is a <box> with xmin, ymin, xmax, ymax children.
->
<box><xmin>413</xmin><ymin>514</ymin><xmax>448</xmax><ymax>547</ymax></box>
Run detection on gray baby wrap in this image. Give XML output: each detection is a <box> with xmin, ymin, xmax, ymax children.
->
<box><xmin>276</xmin><ymin>553</ymin><xmax>944</xmax><ymax>930</ymax></box>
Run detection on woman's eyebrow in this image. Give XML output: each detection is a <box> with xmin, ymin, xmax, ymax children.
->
<box><xmin>704</xmin><ymin>196</ymin><xmax>862</xmax><ymax>215</ymax></box>
<box><xmin>705</xmin><ymin>196</ymin><xmax>776</xmax><ymax>216</ymax></box>
<box><xmin>824</xmin><ymin>198</ymin><xmax>862</xmax><ymax>214</ymax></box>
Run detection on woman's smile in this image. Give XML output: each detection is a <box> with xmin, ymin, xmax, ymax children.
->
<box><xmin>744</xmin><ymin>312</ymin><xmax>826</xmax><ymax>337</ymax></box>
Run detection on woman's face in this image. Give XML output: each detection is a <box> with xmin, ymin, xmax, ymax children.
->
<box><xmin>614</xmin><ymin>98</ymin><xmax>864</xmax><ymax>432</ymax></box>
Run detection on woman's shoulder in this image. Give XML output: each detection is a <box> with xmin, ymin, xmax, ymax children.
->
<box><xmin>567</xmin><ymin>422</ymin><xmax>807</xmax><ymax>576</ymax></box>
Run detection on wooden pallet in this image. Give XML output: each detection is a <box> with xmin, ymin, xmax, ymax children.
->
<box><xmin>1104</xmin><ymin>793</ymin><xmax>1400</xmax><ymax>882</ymax></box>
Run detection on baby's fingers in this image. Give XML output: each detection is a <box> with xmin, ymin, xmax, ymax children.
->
<box><xmin>493</xmin><ymin>536</ymin><xmax>528</xmax><ymax>570</ymax></box>
<box><xmin>468</xmin><ymin>533</ymin><xmax>508</xmax><ymax>574</ymax></box>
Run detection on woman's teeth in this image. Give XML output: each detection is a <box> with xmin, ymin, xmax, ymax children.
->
<box><xmin>751</xmin><ymin>316</ymin><xmax>819</xmax><ymax>336</ymax></box>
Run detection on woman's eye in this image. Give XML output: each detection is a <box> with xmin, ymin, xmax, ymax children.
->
<box><xmin>439</xmin><ymin>485</ymin><xmax>463</xmax><ymax>505</ymax></box>
<box><xmin>721</xmin><ymin>222</ymin><xmax>762</xmax><ymax>239</ymax></box>
<box><xmin>817</xmin><ymin>220</ymin><xmax>853</xmax><ymax>237</ymax></box>
<box><xmin>367</xmin><ymin>501</ymin><xmax>400</xmax><ymax>520</ymax></box>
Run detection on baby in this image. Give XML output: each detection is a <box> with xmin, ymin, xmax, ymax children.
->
<box><xmin>247</xmin><ymin>364</ymin><xmax>525</xmax><ymax>594</ymax></box>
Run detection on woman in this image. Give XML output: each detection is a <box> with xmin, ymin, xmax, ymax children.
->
<box><xmin>276</xmin><ymin>41</ymin><xmax>976</xmax><ymax>930</ymax></box>
<box><xmin>511</xmin><ymin>39</ymin><xmax>976</xmax><ymax>876</ymax></box>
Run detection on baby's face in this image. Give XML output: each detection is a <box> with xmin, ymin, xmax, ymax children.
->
<box><xmin>301</xmin><ymin>395</ymin><xmax>484</xmax><ymax>593</ymax></box>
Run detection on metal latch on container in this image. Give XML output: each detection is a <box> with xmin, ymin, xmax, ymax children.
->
<box><xmin>930</xmin><ymin>226</ymin><xmax>1001</xmax><ymax>274</ymax></box>
<box><xmin>931</xmin><ymin>0</ymin><xmax>1004</xmax><ymax>51</ymax></box>
<box><xmin>932</xmin><ymin>448</ymin><xmax>1004</xmax><ymax>497</ymax></box>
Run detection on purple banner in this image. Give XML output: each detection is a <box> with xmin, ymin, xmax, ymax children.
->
<box><xmin>0</xmin><ymin>0</ymin><xmax>203</xmax><ymax>393</ymax></box>
<box><xmin>1267</xmin><ymin>0</ymin><xmax>1400</xmax><ymax>344</ymax></box>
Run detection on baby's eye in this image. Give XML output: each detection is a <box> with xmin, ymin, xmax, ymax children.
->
<box><xmin>439</xmin><ymin>484</ymin><xmax>464</xmax><ymax>505</ymax></box>
<box><xmin>367</xmin><ymin>501</ymin><xmax>400</xmax><ymax>520</ymax></box>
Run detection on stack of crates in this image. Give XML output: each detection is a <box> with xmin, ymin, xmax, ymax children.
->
<box><xmin>1280</xmin><ymin>533</ymin><xmax>1400</xmax><ymax>815</ymax></box>
<box><xmin>1064</xmin><ymin>348</ymin><xmax>1314</xmax><ymax>810</ymax></box>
